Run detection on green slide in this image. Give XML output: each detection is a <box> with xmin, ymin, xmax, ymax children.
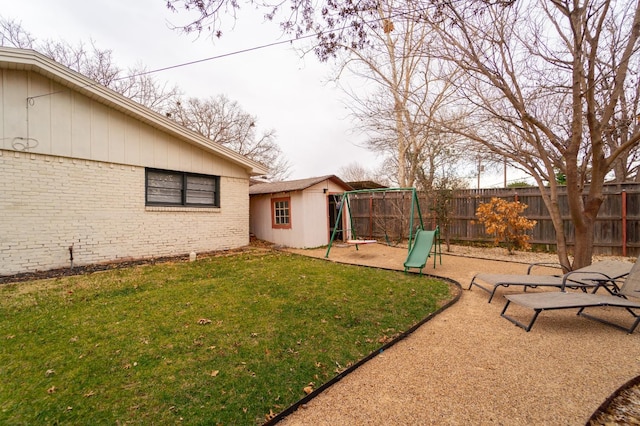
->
<box><xmin>403</xmin><ymin>227</ymin><xmax>441</xmax><ymax>274</ymax></box>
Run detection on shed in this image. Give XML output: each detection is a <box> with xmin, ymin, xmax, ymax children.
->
<box><xmin>249</xmin><ymin>176</ymin><xmax>353</xmax><ymax>248</ymax></box>
<box><xmin>0</xmin><ymin>47</ymin><xmax>268</xmax><ymax>276</ymax></box>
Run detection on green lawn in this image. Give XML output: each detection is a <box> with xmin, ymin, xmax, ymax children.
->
<box><xmin>0</xmin><ymin>250</ymin><xmax>451</xmax><ymax>425</ymax></box>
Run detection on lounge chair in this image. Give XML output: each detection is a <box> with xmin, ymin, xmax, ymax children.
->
<box><xmin>468</xmin><ymin>260</ymin><xmax>633</xmax><ymax>303</ymax></box>
<box><xmin>500</xmin><ymin>259</ymin><xmax>640</xmax><ymax>334</ymax></box>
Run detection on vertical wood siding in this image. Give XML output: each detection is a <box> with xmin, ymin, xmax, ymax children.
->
<box><xmin>0</xmin><ymin>69</ymin><xmax>246</xmax><ymax>178</ymax></box>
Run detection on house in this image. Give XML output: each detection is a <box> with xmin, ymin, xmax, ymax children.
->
<box><xmin>249</xmin><ymin>176</ymin><xmax>353</xmax><ymax>248</ymax></box>
<box><xmin>0</xmin><ymin>47</ymin><xmax>268</xmax><ymax>276</ymax></box>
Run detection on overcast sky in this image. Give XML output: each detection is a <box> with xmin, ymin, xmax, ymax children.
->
<box><xmin>0</xmin><ymin>0</ymin><xmax>381</xmax><ymax>180</ymax></box>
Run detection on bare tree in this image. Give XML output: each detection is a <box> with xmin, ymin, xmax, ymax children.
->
<box><xmin>0</xmin><ymin>18</ymin><xmax>181</xmax><ymax>111</ymax></box>
<box><xmin>167</xmin><ymin>95</ymin><xmax>292</xmax><ymax>180</ymax></box>
<box><xmin>337</xmin><ymin>162</ymin><xmax>376</xmax><ymax>182</ymax></box>
<box><xmin>332</xmin><ymin>0</ymin><xmax>470</xmax><ymax>189</ymax></box>
<box><xmin>166</xmin><ymin>0</ymin><xmax>391</xmax><ymax>60</ymax></box>
<box><xmin>600</xmin><ymin>28</ymin><xmax>640</xmax><ymax>182</ymax></box>
<box><xmin>37</xmin><ymin>39</ymin><xmax>121</xmax><ymax>86</ymax></box>
<box><xmin>113</xmin><ymin>65</ymin><xmax>182</xmax><ymax>113</ymax></box>
<box><xmin>37</xmin><ymin>40</ymin><xmax>183</xmax><ymax>113</ymax></box>
<box><xmin>431</xmin><ymin>174</ymin><xmax>469</xmax><ymax>251</ymax></box>
<box><xmin>427</xmin><ymin>0</ymin><xmax>640</xmax><ymax>269</ymax></box>
<box><xmin>0</xmin><ymin>17</ymin><xmax>34</xmax><ymax>48</ymax></box>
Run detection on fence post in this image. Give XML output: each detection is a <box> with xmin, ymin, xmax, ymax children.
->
<box><xmin>622</xmin><ymin>190</ymin><xmax>627</xmax><ymax>257</ymax></box>
<box><xmin>369</xmin><ymin>195</ymin><xmax>373</xmax><ymax>239</ymax></box>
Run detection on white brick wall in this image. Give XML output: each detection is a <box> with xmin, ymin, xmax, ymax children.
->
<box><xmin>0</xmin><ymin>150</ymin><xmax>250</xmax><ymax>275</ymax></box>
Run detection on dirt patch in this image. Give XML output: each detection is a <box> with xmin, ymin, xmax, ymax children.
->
<box><xmin>0</xmin><ymin>247</ymin><xmax>256</xmax><ymax>285</ymax></box>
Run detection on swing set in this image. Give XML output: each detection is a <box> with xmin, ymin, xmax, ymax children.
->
<box><xmin>325</xmin><ymin>188</ymin><xmax>441</xmax><ymax>271</ymax></box>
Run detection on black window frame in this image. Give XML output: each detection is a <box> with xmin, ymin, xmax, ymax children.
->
<box><xmin>145</xmin><ymin>168</ymin><xmax>220</xmax><ymax>207</ymax></box>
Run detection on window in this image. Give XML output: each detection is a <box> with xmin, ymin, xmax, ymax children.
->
<box><xmin>271</xmin><ymin>197</ymin><xmax>291</xmax><ymax>229</ymax></box>
<box><xmin>146</xmin><ymin>168</ymin><xmax>220</xmax><ymax>207</ymax></box>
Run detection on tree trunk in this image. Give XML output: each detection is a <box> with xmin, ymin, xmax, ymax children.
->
<box><xmin>572</xmin><ymin>189</ymin><xmax>605</xmax><ymax>269</ymax></box>
<box><xmin>540</xmin><ymin>189</ymin><xmax>571</xmax><ymax>272</ymax></box>
<box><xmin>572</xmin><ymin>216</ymin><xmax>595</xmax><ymax>270</ymax></box>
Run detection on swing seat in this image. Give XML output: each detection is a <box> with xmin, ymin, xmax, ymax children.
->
<box><xmin>346</xmin><ymin>239</ymin><xmax>377</xmax><ymax>245</ymax></box>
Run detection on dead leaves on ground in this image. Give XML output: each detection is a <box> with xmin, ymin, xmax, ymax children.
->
<box><xmin>378</xmin><ymin>335</ymin><xmax>390</xmax><ymax>344</ymax></box>
<box><xmin>196</xmin><ymin>318</ymin><xmax>223</xmax><ymax>326</ymax></box>
<box><xmin>303</xmin><ymin>382</ymin><xmax>315</xmax><ymax>395</ymax></box>
<box><xmin>265</xmin><ymin>409</ymin><xmax>276</xmax><ymax>421</ymax></box>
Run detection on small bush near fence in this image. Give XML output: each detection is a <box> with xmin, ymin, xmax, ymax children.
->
<box><xmin>475</xmin><ymin>197</ymin><xmax>537</xmax><ymax>253</ymax></box>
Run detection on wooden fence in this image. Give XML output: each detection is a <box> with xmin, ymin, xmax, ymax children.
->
<box><xmin>346</xmin><ymin>191</ymin><xmax>422</xmax><ymax>246</ymax></box>
<box><xmin>347</xmin><ymin>183</ymin><xmax>640</xmax><ymax>256</ymax></box>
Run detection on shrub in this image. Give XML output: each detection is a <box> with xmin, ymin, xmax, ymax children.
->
<box><xmin>475</xmin><ymin>197</ymin><xmax>537</xmax><ymax>253</ymax></box>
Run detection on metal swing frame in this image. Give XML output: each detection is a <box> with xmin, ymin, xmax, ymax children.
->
<box><xmin>325</xmin><ymin>188</ymin><xmax>425</xmax><ymax>258</ymax></box>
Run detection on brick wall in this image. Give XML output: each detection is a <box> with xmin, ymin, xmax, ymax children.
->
<box><xmin>0</xmin><ymin>150</ymin><xmax>250</xmax><ymax>275</ymax></box>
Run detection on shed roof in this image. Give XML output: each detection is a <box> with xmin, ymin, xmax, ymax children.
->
<box><xmin>0</xmin><ymin>47</ymin><xmax>269</xmax><ymax>177</ymax></box>
<box><xmin>347</xmin><ymin>180</ymin><xmax>388</xmax><ymax>190</ymax></box>
<box><xmin>249</xmin><ymin>175</ymin><xmax>353</xmax><ymax>195</ymax></box>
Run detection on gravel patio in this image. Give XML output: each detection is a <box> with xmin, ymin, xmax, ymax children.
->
<box><xmin>279</xmin><ymin>243</ymin><xmax>640</xmax><ymax>425</ymax></box>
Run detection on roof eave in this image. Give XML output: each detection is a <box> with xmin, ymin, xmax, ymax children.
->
<box><xmin>249</xmin><ymin>175</ymin><xmax>353</xmax><ymax>195</ymax></box>
<box><xmin>0</xmin><ymin>47</ymin><xmax>269</xmax><ymax>177</ymax></box>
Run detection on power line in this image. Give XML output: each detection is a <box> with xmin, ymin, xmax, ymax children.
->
<box><xmin>116</xmin><ymin>3</ymin><xmax>442</xmax><ymax>81</ymax></box>
<box><xmin>27</xmin><ymin>2</ymin><xmax>447</xmax><ymax>97</ymax></box>
<box><xmin>116</xmin><ymin>32</ymin><xmax>318</xmax><ymax>80</ymax></box>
